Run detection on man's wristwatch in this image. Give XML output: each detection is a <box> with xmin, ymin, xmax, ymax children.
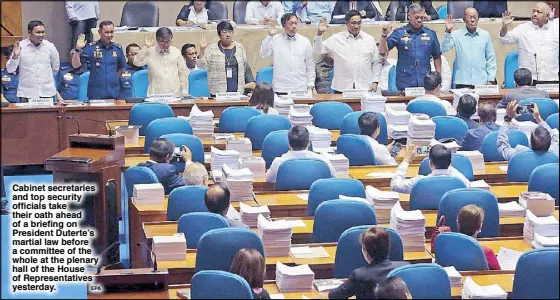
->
<box><xmin>504</xmin><ymin>116</ymin><xmax>512</xmax><ymax>122</ymax></box>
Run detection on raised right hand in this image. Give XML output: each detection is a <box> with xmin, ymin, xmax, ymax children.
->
<box><xmin>445</xmin><ymin>14</ymin><xmax>454</xmax><ymax>32</ymax></box>
<box><xmin>12</xmin><ymin>40</ymin><xmax>21</xmax><ymax>57</ymax></box>
<box><xmin>502</xmin><ymin>10</ymin><xmax>514</xmax><ymax>26</ymax></box>
<box><xmin>267</xmin><ymin>22</ymin><xmax>277</xmax><ymax>36</ymax></box>
<box><xmin>144</xmin><ymin>34</ymin><xmax>154</xmax><ymax>48</ymax></box>
<box><xmin>404</xmin><ymin>143</ymin><xmax>417</xmax><ymax>163</ymax></box>
<box><xmin>75</xmin><ymin>34</ymin><xmax>86</xmax><ymax>50</ymax></box>
<box><xmin>317</xmin><ymin>17</ymin><xmax>328</xmax><ymax>35</ymax></box>
<box><xmin>381</xmin><ymin>23</ymin><xmax>392</xmax><ymax>36</ymax></box>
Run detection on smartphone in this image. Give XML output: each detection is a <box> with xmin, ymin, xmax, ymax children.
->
<box><xmin>173</xmin><ymin>147</ymin><xmax>184</xmax><ymax>157</ymax></box>
<box><xmin>516</xmin><ymin>103</ymin><xmax>534</xmax><ymax>115</ymax></box>
<box><xmin>416</xmin><ymin>146</ymin><xmax>430</xmax><ymax>155</ymax></box>
<box><xmin>390</xmin><ymin>142</ymin><xmax>404</xmax><ymax>157</ymax></box>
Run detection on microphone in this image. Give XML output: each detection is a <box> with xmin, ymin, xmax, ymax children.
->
<box><xmin>137</xmin><ymin>242</ymin><xmax>158</xmax><ymax>273</ymax></box>
<box><xmin>66</xmin><ymin>116</ymin><xmax>113</xmax><ymax>136</ymax></box>
<box><xmin>66</xmin><ymin>116</ymin><xmax>81</xmax><ymax>134</ymax></box>
<box><xmin>96</xmin><ymin>241</ymin><xmax>120</xmax><ymax>275</ymax></box>
<box><xmin>534</xmin><ymin>53</ymin><xmax>539</xmax><ymax>83</ymax></box>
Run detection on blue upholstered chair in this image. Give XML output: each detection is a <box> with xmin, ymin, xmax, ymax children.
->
<box><xmin>512</xmin><ymin>248</ymin><xmax>559</xmax><ymax>299</ymax></box>
<box><xmin>78</xmin><ymin>71</ymin><xmax>90</xmax><ymax>101</ymax></box>
<box><xmin>337</xmin><ymin>134</ymin><xmax>376</xmax><ymax>166</ymax></box>
<box><xmin>410</xmin><ymin>177</ymin><xmax>467</xmax><ymax>210</ymax></box>
<box><xmin>255</xmin><ymin>66</ymin><xmax>273</xmax><ymax>85</ymax></box>
<box><xmin>481</xmin><ymin>130</ymin><xmax>528</xmax><ymax>161</ymax></box>
<box><xmin>166</xmin><ymin>186</ymin><xmax>210</xmax><ymax>221</ymax></box>
<box><xmin>308</xmin><ymin>178</ymin><xmax>365</xmax><ymax>216</ymax></box>
<box><xmin>435</xmin><ymin>232</ymin><xmax>489</xmax><ymax>271</ymax></box>
<box><xmin>418</xmin><ymin>154</ymin><xmax>474</xmax><ymax>181</ymax></box>
<box><xmin>407</xmin><ymin>100</ymin><xmax>447</xmax><ymax>118</ymax></box>
<box><xmin>261</xmin><ymin>130</ymin><xmax>289</xmax><ymax>169</ymax></box>
<box><xmin>245</xmin><ymin>115</ymin><xmax>291</xmax><ymax>150</ymax></box>
<box><xmin>432</xmin><ymin>116</ymin><xmax>469</xmax><ymax>143</ymax></box>
<box><xmin>340</xmin><ymin>111</ymin><xmax>388</xmax><ymax>145</ymax></box>
<box><xmin>446</xmin><ymin>0</ymin><xmax>473</xmax><ymax>19</ymax></box>
<box><xmin>124</xmin><ymin>166</ymin><xmax>159</xmax><ymax>197</ymax></box>
<box><xmin>546</xmin><ymin>113</ymin><xmax>559</xmax><ymax>129</ymax></box>
<box><xmin>275</xmin><ymin>158</ymin><xmax>333</xmax><ymax>191</ymax></box>
<box><xmin>387</xmin><ymin>263</ymin><xmax>451</xmax><ymax>299</ymax></box>
<box><xmin>507</xmin><ymin>151</ymin><xmax>559</xmax><ymax>182</ymax></box>
<box><xmin>188</xmin><ymin>69</ymin><xmax>210</xmax><ymax>97</ymax></box>
<box><xmin>143</xmin><ymin>118</ymin><xmax>193</xmax><ymax>153</ymax></box>
<box><xmin>504</xmin><ymin>51</ymin><xmax>518</xmax><ymax>89</ymax></box>
<box><xmin>516</xmin><ymin>98</ymin><xmax>559</xmax><ymax>122</ymax></box>
<box><xmin>437</xmin><ymin>4</ymin><xmax>448</xmax><ymax>19</ymax></box>
<box><xmin>160</xmin><ymin>133</ymin><xmax>204</xmax><ymax>172</ymax></box>
<box><xmin>129</xmin><ymin>102</ymin><xmax>175</xmax><ymax>136</ymax></box>
<box><xmin>529</xmin><ymin>163</ymin><xmax>559</xmax><ymax>205</ymax></box>
<box><xmin>219</xmin><ymin>107</ymin><xmax>262</xmax><ymax>133</ymax></box>
<box><xmin>191</xmin><ymin>270</ymin><xmax>253</xmax><ymax>299</ymax></box>
<box><xmin>178</xmin><ymin>212</ymin><xmax>230</xmax><ymax>249</ymax></box>
<box><xmin>312</xmin><ymin>200</ymin><xmax>377</xmax><ymax>243</ymax></box>
<box><xmin>388</xmin><ymin>65</ymin><xmax>397</xmax><ymax>91</ymax></box>
<box><xmin>310</xmin><ymin>102</ymin><xmax>353</xmax><ymax>130</ymax></box>
<box><xmin>131</xmin><ymin>69</ymin><xmax>149</xmax><ymax>98</ymax></box>
<box><xmin>232</xmin><ymin>0</ymin><xmax>248</xmax><ymax>24</ymax></box>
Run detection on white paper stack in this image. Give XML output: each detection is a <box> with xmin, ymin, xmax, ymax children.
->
<box><xmin>275</xmin><ymin>262</ymin><xmax>315</xmax><ymax>292</ymax></box>
<box><xmin>274</xmin><ymin>95</ymin><xmax>294</xmax><ymax>117</ymax></box>
<box><xmin>361</xmin><ymin>93</ymin><xmax>387</xmax><ymax>112</ymax></box>
<box><xmin>523</xmin><ymin>210</ymin><xmax>559</xmax><ymax>243</ymax></box>
<box><xmin>532</xmin><ymin>233</ymin><xmax>560</xmax><ymax>248</ymax></box>
<box><xmin>518</xmin><ymin>192</ymin><xmax>556</xmax><ymax>217</ymax></box>
<box><xmin>390</xmin><ymin>202</ymin><xmax>426</xmax><ymax>252</ymax></box>
<box><xmin>132</xmin><ymin>183</ymin><xmax>165</xmax><ymax>205</ymax></box>
<box><xmin>257</xmin><ymin>214</ymin><xmax>292</xmax><ymax>257</ymax></box>
<box><xmin>240</xmin><ymin>157</ymin><xmax>266</xmax><ymax>178</ymax></box>
<box><xmin>366</xmin><ymin>186</ymin><xmax>400</xmax><ymax>223</ymax></box>
<box><xmin>456</xmin><ymin>151</ymin><xmax>485</xmax><ymax>170</ymax></box>
<box><xmin>443</xmin><ymin>266</ymin><xmax>462</xmax><ymax>287</ymax></box>
<box><xmin>385</xmin><ymin>103</ymin><xmax>411</xmax><ymax>125</ymax></box>
<box><xmin>322</xmin><ymin>153</ymin><xmax>349</xmax><ymax>176</ymax></box>
<box><xmin>407</xmin><ymin>114</ymin><xmax>436</xmax><ymax>146</ymax></box>
<box><xmin>152</xmin><ymin>233</ymin><xmax>186</xmax><ymax>261</ymax></box>
<box><xmin>461</xmin><ymin>276</ymin><xmax>508</xmax><ymax>299</ymax></box>
<box><xmin>511</xmin><ymin>119</ymin><xmax>539</xmax><ymax>140</ymax></box>
<box><xmin>227</xmin><ymin>137</ymin><xmax>253</xmax><ymax>158</ymax></box>
<box><xmin>222</xmin><ymin>165</ymin><xmax>254</xmax><ymax>201</ymax></box>
<box><xmin>188</xmin><ymin>105</ymin><xmax>214</xmax><ymax>137</ymax></box>
<box><xmin>289</xmin><ymin>104</ymin><xmax>313</xmax><ymax>127</ymax></box>
<box><xmin>306</xmin><ymin>125</ymin><xmax>332</xmax><ymax>149</ymax></box>
<box><xmin>431</xmin><ymin>139</ymin><xmax>462</xmax><ymax>153</ymax></box>
<box><xmin>496</xmin><ymin>247</ymin><xmax>522</xmax><ymax>271</ymax></box>
<box><xmin>239</xmin><ymin>203</ymin><xmax>270</xmax><ymax>227</ymax></box>
<box><xmin>498</xmin><ymin>201</ymin><xmax>525</xmax><ymax>217</ymax></box>
<box><xmin>469</xmin><ymin>180</ymin><xmax>490</xmax><ymax>190</ymax></box>
<box><xmin>210</xmin><ymin>146</ymin><xmax>241</xmax><ymax>173</ymax></box>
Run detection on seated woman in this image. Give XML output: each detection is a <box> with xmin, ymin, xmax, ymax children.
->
<box><xmin>249</xmin><ymin>82</ymin><xmax>279</xmax><ymax>115</ymax></box>
<box><xmin>176</xmin><ymin>0</ymin><xmax>209</xmax><ymax>26</ymax></box>
<box><xmin>198</xmin><ymin>21</ymin><xmax>256</xmax><ymax>96</ymax></box>
<box><xmin>392</xmin><ymin>0</ymin><xmax>438</xmax><ymax>21</ymax></box>
<box><xmin>457</xmin><ymin>205</ymin><xmax>501</xmax><ymax>270</ymax></box>
<box><xmin>230</xmin><ymin>248</ymin><xmax>270</xmax><ymax>299</ymax></box>
<box><xmin>329</xmin><ymin>227</ymin><xmax>409</xmax><ymax>299</ymax></box>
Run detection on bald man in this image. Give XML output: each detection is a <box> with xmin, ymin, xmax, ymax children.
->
<box><xmin>442</xmin><ymin>8</ymin><xmax>496</xmax><ymax>88</ymax></box>
<box><xmin>204</xmin><ymin>185</ymin><xmax>248</xmax><ymax>228</ymax></box>
<box><xmin>499</xmin><ymin>2</ymin><xmax>559</xmax><ymax>85</ymax></box>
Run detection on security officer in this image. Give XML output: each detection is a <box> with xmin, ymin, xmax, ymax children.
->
<box><xmin>71</xmin><ymin>20</ymin><xmax>126</xmax><ymax>100</ymax></box>
<box><xmin>120</xmin><ymin>43</ymin><xmax>147</xmax><ymax>99</ymax></box>
<box><xmin>56</xmin><ymin>52</ymin><xmax>83</xmax><ymax>101</ymax></box>
<box><xmin>1</xmin><ymin>45</ymin><xmax>20</xmax><ymax>103</ymax></box>
<box><xmin>379</xmin><ymin>2</ymin><xmax>442</xmax><ymax>91</ymax></box>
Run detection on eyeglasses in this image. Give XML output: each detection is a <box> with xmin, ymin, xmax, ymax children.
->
<box><xmin>157</xmin><ymin>39</ymin><xmax>172</xmax><ymax>44</ymax></box>
<box><xmin>220</xmin><ymin>30</ymin><xmax>234</xmax><ymax>35</ymax></box>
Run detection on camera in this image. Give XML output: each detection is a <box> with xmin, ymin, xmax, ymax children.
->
<box><xmin>516</xmin><ymin>103</ymin><xmax>534</xmax><ymax>115</ymax></box>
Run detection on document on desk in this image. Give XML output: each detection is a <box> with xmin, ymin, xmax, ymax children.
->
<box><xmin>366</xmin><ymin>172</ymin><xmax>395</xmax><ymax>178</ymax></box>
<box><xmin>497</xmin><ymin>247</ymin><xmax>522</xmax><ymax>271</ymax></box>
<box><xmin>284</xmin><ymin>219</ymin><xmax>306</xmax><ymax>228</ymax></box>
<box><xmin>296</xmin><ymin>193</ymin><xmax>309</xmax><ymax>201</ymax></box>
<box><xmin>290</xmin><ymin>246</ymin><xmax>330</xmax><ymax>259</ymax></box>
<box><xmin>498</xmin><ymin>165</ymin><xmax>508</xmax><ymax>172</ymax></box>
<box><xmin>270</xmin><ymin>294</ymin><xmax>285</xmax><ymax>299</ymax></box>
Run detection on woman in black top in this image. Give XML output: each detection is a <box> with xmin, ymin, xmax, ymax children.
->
<box><xmin>392</xmin><ymin>0</ymin><xmax>439</xmax><ymax>21</ymax></box>
<box><xmin>230</xmin><ymin>248</ymin><xmax>271</xmax><ymax>299</ymax></box>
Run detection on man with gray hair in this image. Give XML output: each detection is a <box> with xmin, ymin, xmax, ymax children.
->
<box><xmin>183</xmin><ymin>162</ymin><xmax>208</xmax><ymax>186</ymax></box>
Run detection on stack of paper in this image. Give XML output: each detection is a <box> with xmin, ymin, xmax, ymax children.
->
<box><xmin>361</xmin><ymin>93</ymin><xmax>387</xmax><ymax>112</ymax></box>
<box><xmin>388</xmin><ymin>125</ymin><xmax>409</xmax><ymax>140</ymax></box>
<box><xmin>532</xmin><ymin>233</ymin><xmax>560</xmax><ymax>248</ymax></box>
<box><xmin>443</xmin><ymin>266</ymin><xmax>462</xmax><ymax>287</ymax></box>
<box><xmin>307</xmin><ymin>125</ymin><xmax>332</xmax><ymax>149</ymax></box>
<box><xmin>275</xmin><ymin>262</ymin><xmax>315</xmax><ymax>292</ymax></box>
<box><xmin>313</xmin><ymin>279</ymin><xmax>345</xmax><ymax>292</ymax></box>
<box><xmin>290</xmin><ymin>246</ymin><xmax>330</xmax><ymax>259</ymax></box>
<box><xmin>257</xmin><ymin>214</ymin><xmax>292</xmax><ymax>257</ymax></box>
<box><xmin>289</xmin><ymin>105</ymin><xmax>313</xmax><ymax>127</ymax></box>
<box><xmin>274</xmin><ymin>95</ymin><xmax>294</xmax><ymax>117</ymax></box>
<box><xmin>222</xmin><ymin>165</ymin><xmax>254</xmax><ymax>202</ymax></box>
<box><xmin>239</xmin><ymin>203</ymin><xmax>270</xmax><ymax>227</ymax></box>
<box><xmin>407</xmin><ymin>114</ymin><xmax>436</xmax><ymax>146</ymax></box>
<box><xmin>390</xmin><ymin>202</ymin><xmax>426</xmax><ymax>252</ymax></box>
<box><xmin>461</xmin><ymin>276</ymin><xmax>508</xmax><ymax>299</ymax></box>
<box><xmin>385</xmin><ymin>103</ymin><xmax>411</xmax><ymax>125</ymax></box>
<box><xmin>240</xmin><ymin>157</ymin><xmax>266</xmax><ymax>178</ymax></box>
<box><xmin>518</xmin><ymin>192</ymin><xmax>555</xmax><ymax>217</ymax></box>
<box><xmin>188</xmin><ymin>105</ymin><xmax>214</xmax><ymax>137</ymax></box>
<box><xmin>210</xmin><ymin>146</ymin><xmax>240</xmax><ymax>172</ymax></box>
<box><xmin>152</xmin><ymin>233</ymin><xmax>186</xmax><ymax>261</ymax></box>
<box><xmin>456</xmin><ymin>151</ymin><xmax>485</xmax><ymax>170</ymax></box>
<box><xmin>470</xmin><ymin>180</ymin><xmax>490</xmax><ymax>191</ymax></box>
<box><xmin>366</xmin><ymin>186</ymin><xmax>400</xmax><ymax>223</ymax></box>
<box><xmin>133</xmin><ymin>183</ymin><xmax>165</xmax><ymax>205</ymax></box>
<box><xmin>227</xmin><ymin>137</ymin><xmax>252</xmax><ymax>158</ymax></box>
<box><xmin>498</xmin><ymin>201</ymin><xmax>525</xmax><ymax>217</ymax></box>
<box><xmin>322</xmin><ymin>153</ymin><xmax>349</xmax><ymax>176</ymax></box>
<box><xmin>523</xmin><ymin>210</ymin><xmax>559</xmax><ymax>242</ymax></box>
<box><xmin>431</xmin><ymin>139</ymin><xmax>462</xmax><ymax>153</ymax></box>
<box><xmin>496</xmin><ymin>247</ymin><xmax>522</xmax><ymax>271</ymax></box>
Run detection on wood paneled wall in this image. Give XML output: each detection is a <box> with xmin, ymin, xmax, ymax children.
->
<box><xmin>1</xmin><ymin>0</ymin><xmax>22</xmax><ymax>67</ymax></box>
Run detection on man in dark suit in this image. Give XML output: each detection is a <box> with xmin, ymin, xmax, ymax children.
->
<box><xmin>329</xmin><ymin>227</ymin><xmax>409</xmax><ymax>299</ymax></box>
<box><xmin>205</xmin><ymin>184</ymin><xmax>249</xmax><ymax>229</ymax></box>
<box><xmin>498</xmin><ymin>68</ymin><xmax>549</xmax><ymax>108</ymax></box>
<box><xmin>473</xmin><ymin>1</ymin><xmax>507</xmax><ymax>18</ymax></box>
<box><xmin>331</xmin><ymin>0</ymin><xmax>381</xmax><ymax>23</ymax></box>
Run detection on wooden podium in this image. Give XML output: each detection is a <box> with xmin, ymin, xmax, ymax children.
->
<box><xmin>45</xmin><ymin>134</ymin><xmax>125</xmax><ymax>260</ymax></box>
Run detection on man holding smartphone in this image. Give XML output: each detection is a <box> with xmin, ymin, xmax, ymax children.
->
<box><xmin>358</xmin><ymin>112</ymin><xmax>397</xmax><ymax>165</ymax></box>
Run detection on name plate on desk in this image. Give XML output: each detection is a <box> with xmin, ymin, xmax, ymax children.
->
<box><xmin>404</xmin><ymin>87</ymin><xmax>425</xmax><ymax>97</ymax></box>
<box><xmin>216</xmin><ymin>92</ymin><xmax>242</xmax><ymax>101</ymax></box>
<box><xmin>536</xmin><ymin>84</ymin><xmax>560</xmax><ymax>93</ymax></box>
<box><xmin>342</xmin><ymin>89</ymin><xmax>367</xmax><ymax>98</ymax></box>
<box><xmin>89</xmin><ymin>99</ymin><xmax>116</xmax><ymax>106</ymax></box>
<box><xmin>28</xmin><ymin>98</ymin><xmax>54</xmax><ymax>107</ymax></box>
<box><xmin>288</xmin><ymin>90</ymin><xmax>312</xmax><ymax>99</ymax></box>
<box><xmin>474</xmin><ymin>85</ymin><xmax>500</xmax><ymax>95</ymax></box>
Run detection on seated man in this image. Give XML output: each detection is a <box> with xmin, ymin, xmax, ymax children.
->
<box><xmin>456</xmin><ymin>94</ymin><xmax>480</xmax><ymax>129</ymax></box>
<box><xmin>330</xmin><ymin>0</ymin><xmax>381</xmax><ymax>23</ymax></box>
<box><xmin>498</xmin><ymin>100</ymin><xmax>559</xmax><ymax>160</ymax></box>
<box><xmin>245</xmin><ymin>1</ymin><xmax>285</xmax><ymax>25</ymax></box>
<box><xmin>498</xmin><ymin>68</ymin><xmax>549</xmax><ymax>109</ymax></box>
<box><xmin>120</xmin><ymin>43</ymin><xmax>147</xmax><ymax>99</ymax></box>
<box><xmin>266</xmin><ymin>125</ymin><xmax>336</xmax><ymax>183</ymax></box>
<box><xmin>183</xmin><ymin>162</ymin><xmax>208</xmax><ymax>186</ymax></box>
<box><xmin>1</xmin><ymin>45</ymin><xmax>19</xmax><ymax>103</ymax></box>
<box><xmin>205</xmin><ymin>184</ymin><xmax>249</xmax><ymax>229</ymax></box>
<box><xmin>291</xmin><ymin>1</ymin><xmax>336</xmax><ymax>23</ymax></box>
<box><xmin>358</xmin><ymin>112</ymin><xmax>397</xmax><ymax>165</ymax></box>
<box><xmin>460</xmin><ymin>102</ymin><xmax>499</xmax><ymax>151</ymax></box>
<box><xmin>407</xmin><ymin>71</ymin><xmax>456</xmax><ymax>115</ymax></box>
<box><xmin>390</xmin><ymin>144</ymin><xmax>470</xmax><ymax>194</ymax></box>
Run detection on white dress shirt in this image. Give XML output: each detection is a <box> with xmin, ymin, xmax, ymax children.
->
<box><xmin>313</xmin><ymin>30</ymin><xmax>382</xmax><ymax>91</ymax></box>
<box><xmin>265</xmin><ymin>150</ymin><xmax>336</xmax><ymax>183</ymax></box>
<box><xmin>390</xmin><ymin>162</ymin><xmax>470</xmax><ymax>194</ymax></box>
<box><xmin>430</xmin><ymin>56</ymin><xmax>451</xmax><ymax>92</ymax></box>
<box><xmin>245</xmin><ymin>1</ymin><xmax>284</xmax><ymax>25</ymax></box>
<box><xmin>499</xmin><ymin>21</ymin><xmax>559</xmax><ymax>81</ymax></box>
<box><xmin>188</xmin><ymin>7</ymin><xmax>209</xmax><ymax>23</ymax></box>
<box><xmin>6</xmin><ymin>38</ymin><xmax>60</xmax><ymax>98</ymax></box>
<box><xmin>65</xmin><ymin>1</ymin><xmax>99</xmax><ymax>21</ymax></box>
<box><xmin>408</xmin><ymin>94</ymin><xmax>456</xmax><ymax>116</ymax></box>
<box><xmin>134</xmin><ymin>45</ymin><xmax>188</xmax><ymax>97</ymax></box>
<box><xmin>260</xmin><ymin>33</ymin><xmax>315</xmax><ymax>93</ymax></box>
<box><xmin>364</xmin><ymin>136</ymin><xmax>397</xmax><ymax>165</ymax></box>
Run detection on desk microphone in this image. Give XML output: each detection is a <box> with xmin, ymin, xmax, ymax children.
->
<box><xmin>96</xmin><ymin>241</ymin><xmax>120</xmax><ymax>275</ymax></box>
<box><xmin>534</xmin><ymin>53</ymin><xmax>539</xmax><ymax>83</ymax></box>
<box><xmin>66</xmin><ymin>116</ymin><xmax>81</xmax><ymax>134</ymax></box>
<box><xmin>137</xmin><ymin>242</ymin><xmax>158</xmax><ymax>273</ymax></box>
<box><xmin>66</xmin><ymin>116</ymin><xmax>113</xmax><ymax>136</ymax></box>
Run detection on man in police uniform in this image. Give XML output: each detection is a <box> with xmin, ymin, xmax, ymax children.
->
<box><xmin>378</xmin><ymin>3</ymin><xmax>442</xmax><ymax>91</ymax></box>
<box><xmin>71</xmin><ymin>20</ymin><xmax>126</xmax><ymax>100</ymax></box>
<box><xmin>56</xmin><ymin>51</ymin><xmax>84</xmax><ymax>101</ymax></box>
<box><xmin>120</xmin><ymin>43</ymin><xmax>146</xmax><ymax>99</ymax></box>
<box><xmin>1</xmin><ymin>46</ymin><xmax>19</xmax><ymax>103</ymax></box>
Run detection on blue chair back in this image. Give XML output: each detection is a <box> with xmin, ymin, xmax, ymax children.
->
<box><xmin>451</xmin><ymin>59</ymin><xmax>457</xmax><ymax>89</ymax></box>
<box><xmin>308</xmin><ymin>178</ymin><xmax>365</xmax><ymax>216</ymax></box>
<box><xmin>437</xmin><ymin>4</ymin><xmax>448</xmax><ymax>19</ymax></box>
<box><xmin>388</xmin><ymin>65</ymin><xmax>397</xmax><ymax>91</ymax></box>
<box><xmin>232</xmin><ymin>0</ymin><xmax>248</xmax><ymax>24</ymax></box>
<box><xmin>310</xmin><ymin>102</ymin><xmax>353</xmax><ymax>130</ymax></box>
<box><xmin>432</xmin><ymin>116</ymin><xmax>469</xmax><ymax>143</ymax></box>
<box><xmin>437</xmin><ymin>189</ymin><xmax>499</xmax><ymax>237</ymax></box>
<box><xmin>131</xmin><ymin>69</ymin><xmax>149</xmax><ymax>98</ymax></box>
<box><xmin>546</xmin><ymin>113</ymin><xmax>559</xmax><ymax>129</ymax></box>
<box><xmin>78</xmin><ymin>71</ymin><xmax>90</xmax><ymax>101</ymax></box>
<box><xmin>275</xmin><ymin>158</ymin><xmax>333</xmax><ymax>191</ymax></box>
<box><xmin>512</xmin><ymin>248</ymin><xmax>559</xmax><ymax>299</ymax></box>
<box><xmin>517</xmin><ymin>98</ymin><xmax>559</xmax><ymax>122</ymax></box>
<box><xmin>337</xmin><ymin>134</ymin><xmax>376</xmax><ymax>166</ymax></box>
<box><xmin>435</xmin><ymin>232</ymin><xmax>489</xmax><ymax>271</ymax></box>
<box><xmin>129</xmin><ymin>102</ymin><xmax>175</xmax><ymax>136</ymax></box>
<box><xmin>340</xmin><ymin>112</ymin><xmax>388</xmax><ymax>144</ymax></box>
<box><xmin>529</xmin><ymin>163</ymin><xmax>559</xmax><ymax>205</ymax></box>
<box><xmin>481</xmin><ymin>130</ymin><xmax>528</xmax><ymax>161</ymax></box>
<box><xmin>160</xmin><ymin>133</ymin><xmax>204</xmax><ymax>172</ymax></box>
<box><xmin>219</xmin><ymin>107</ymin><xmax>262</xmax><ymax>133</ymax></box>
<box><xmin>508</xmin><ymin>151</ymin><xmax>559</xmax><ymax>182</ymax></box>
<box><xmin>167</xmin><ymin>186</ymin><xmax>210</xmax><ymax>221</ymax></box>
<box><xmin>195</xmin><ymin>228</ymin><xmax>264</xmax><ymax>272</ymax></box>
<box><xmin>418</xmin><ymin>154</ymin><xmax>474</xmax><ymax>180</ymax></box>
<box><xmin>387</xmin><ymin>263</ymin><xmax>451</xmax><ymax>299</ymax></box>
<box><xmin>191</xmin><ymin>270</ymin><xmax>253</xmax><ymax>299</ymax></box>
<box><xmin>143</xmin><ymin>117</ymin><xmax>193</xmax><ymax>153</ymax></box>
<box><xmin>245</xmin><ymin>115</ymin><xmax>291</xmax><ymax>150</ymax></box>
<box><xmin>178</xmin><ymin>212</ymin><xmax>230</xmax><ymax>249</ymax></box>
<box><xmin>407</xmin><ymin>100</ymin><xmax>447</xmax><ymax>118</ymax></box>
<box><xmin>261</xmin><ymin>130</ymin><xmax>289</xmax><ymax>169</ymax></box>
<box><xmin>410</xmin><ymin>177</ymin><xmax>466</xmax><ymax>210</ymax></box>
<box><xmin>312</xmin><ymin>200</ymin><xmax>377</xmax><ymax>243</ymax></box>
<box><xmin>504</xmin><ymin>51</ymin><xmax>519</xmax><ymax>89</ymax></box>
<box><xmin>334</xmin><ymin>225</ymin><xmax>403</xmax><ymax>278</ymax></box>
<box><xmin>124</xmin><ymin>166</ymin><xmax>159</xmax><ymax>197</ymax></box>
<box><xmin>189</xmin><ymin>69</ymin><xmax>210</xmax><ymax>97</ymax></box>
<box><xmin>255</xmin><ymin>66</ymin><xmax>273</xmax><ymax>85</ymax></box>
